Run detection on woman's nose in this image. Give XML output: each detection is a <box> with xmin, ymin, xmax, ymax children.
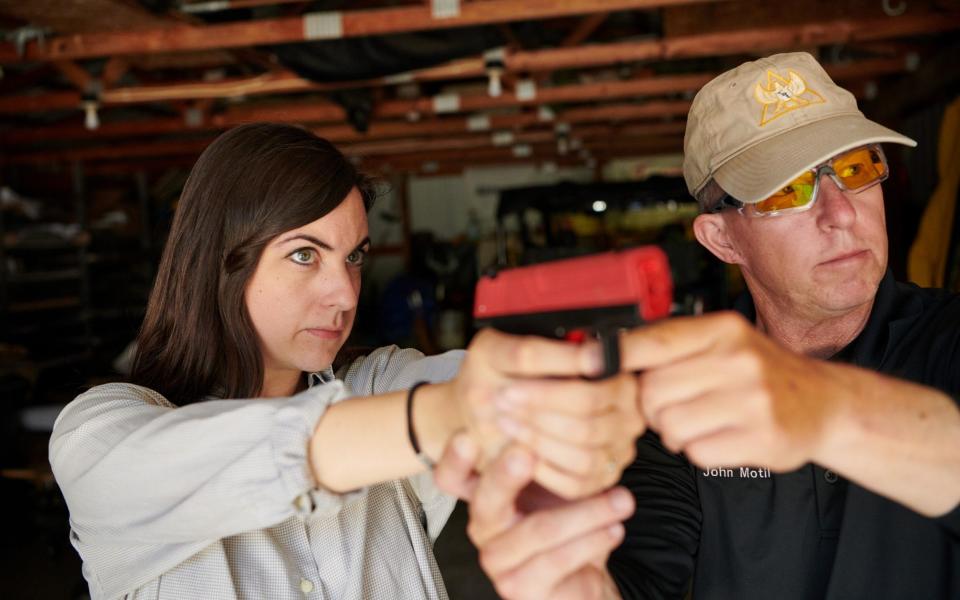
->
<box><xmin>319</xmin><ymin>264</ymin><xmax>359</xmax><ymax>311</ymax></box>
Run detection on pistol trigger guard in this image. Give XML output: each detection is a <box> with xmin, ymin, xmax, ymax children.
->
<box><xmin>598</xmin><ymin>329</ymin><xmax>621</xmax><ymax>379</ymax></box>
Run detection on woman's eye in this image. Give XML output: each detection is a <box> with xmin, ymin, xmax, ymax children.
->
<box><xmin>347</xmin><ymin>249</ymin><xmax>368</xmax><ymax>266</ymax></box>
<box><xmin>289</xmin><ymin>249</ymin><xmax>315</xmax><ymax>265</ymax></box>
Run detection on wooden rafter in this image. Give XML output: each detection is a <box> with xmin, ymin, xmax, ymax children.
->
<box><xmin>367</xmin><ymin>136</ymin><xmax>684</xmax><ymax>170</ymax></box>
<box><xmin>1</xmin><ymin>3</ymin><xmax>954</xmax><ymax>177</ymax></box>
<box><xmin>100</xmin><ymin>57</ymin><xmax>130</xmax><ymax>88</ymax></box>
<box><xmin>341</xmin><ymin>121</ymin><xmax>687</xmax><ymax>156</ymax></box>
<box><xmin>180</xmin><ymin>0</ymin><xmax>312</xmax><ymax>13</ymax></box>
<box><xmin>562</xmin><ymin>12</ymin><xmax>610</xmax><ymax>47</ymax></box>
<box><xmin>0</xmin><ymin>54</ymin><xmax>910</xmax><ymax>155</ymax></box>
<box><xmin>1</xmin><ymin>100</ymin><xmax>694</xmax><ymax>146</ymax></box>
<box><xmin>0</xmin><ymin>0</ymin><xmax>724</xmax><ymax>64</ymax></box>
<box><xmin>3</xmin><ymin>129</ymin><xmax>685</xmax><ymax>165</ymax></box>
<box><xmin>52</xmin><ymin>60</ymin><xmax>92</xmax><ymax>91</ymax></box>
<box><xmin>0</xmin><ymin>13</ymin><xmax>949</xmax><ymax>114</ymax></box>
<box><xmin>235</xmin><ymin>72</ymin><xmax>715</xmax><ymax>121</ymax></box>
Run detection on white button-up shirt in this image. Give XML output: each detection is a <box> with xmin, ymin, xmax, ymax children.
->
<box><xmin>50</xmin><ymin>346</ymin><xmax>464</xmax><ymax>599</ymax></box>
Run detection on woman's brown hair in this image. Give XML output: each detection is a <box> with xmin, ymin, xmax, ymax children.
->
<box><xmin>131</xmin><ymin>123</ymin><xmax>374</xmax><ymax>405</ymax></box>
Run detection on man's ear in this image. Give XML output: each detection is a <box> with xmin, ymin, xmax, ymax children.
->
<box><xmin>693</xmin><ymin>213</ymin><xmax>743</xmax><ymax>264</ymax></box>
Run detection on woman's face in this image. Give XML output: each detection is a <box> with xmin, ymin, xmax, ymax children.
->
<box><xmin>245</xmin><ymin>188</ymin><xmax>369</xmax><ymax>395</ymax></box>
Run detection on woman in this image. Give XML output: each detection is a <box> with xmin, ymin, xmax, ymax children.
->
<box><xmin>49</xmin><ymin>123</ymin><xmax>643</xmax><ymax>600</ymax></box>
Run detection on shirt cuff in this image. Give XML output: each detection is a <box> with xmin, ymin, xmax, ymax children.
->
<box><xmin>271</xmin><ymin>381</ymin><xmax>367</xmax><ymax>518</ymax></box>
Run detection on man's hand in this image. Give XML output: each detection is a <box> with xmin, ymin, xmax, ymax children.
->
<box><xmin>434</xmin><ymin>433</ymin><xmax>629</xmax><ymax>600</ymax></box>
<box><xmin>621</xmin><ymin>311</ymin><xmax>845</xmax><ymax>472</ymax></box>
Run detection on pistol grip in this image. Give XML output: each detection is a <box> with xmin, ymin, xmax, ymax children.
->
<box><xmin>598</xmin><ymin>329</ymin><xmax>620</xmax><ymax>379</ymax></box>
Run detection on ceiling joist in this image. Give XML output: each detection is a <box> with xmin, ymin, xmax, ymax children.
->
<box><xmin>0</xmin><ymin>0</ymin><xmax>722</xmax><ymax>64</ymax></box>
<box><xmin>1</xmin><ymin>13</ymin><xmax>952</xmax><ymax>114</ymax></box>
<box><xmin>1</xmin><ymin>0</ymin><xmax>956</xmax><ymax>176</ymax></box>
<box><xmin>0</xmin><ymin>55</ymin><xmax>909</xmax><ymax>155</ymax></box>
<box><xmin>1</xmin><ymin>100</ymin><xmax>695</xmax><ymax>146</ymax></box>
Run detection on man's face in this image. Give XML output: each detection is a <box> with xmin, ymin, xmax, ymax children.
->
<box><xmin>715</xmin><ymin>175</ymin><xmax>888</xmax><ymax>320</ymax></box>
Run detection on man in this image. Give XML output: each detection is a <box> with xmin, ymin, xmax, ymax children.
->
<box><xmin>438</xmin><ymin>51</ymin><xmax>960</xmax><ymax>599</ymax></box>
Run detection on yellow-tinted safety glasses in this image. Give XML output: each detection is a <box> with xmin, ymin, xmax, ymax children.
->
<box><xmin>711</xmin><ymin>144</ymin><xmax>889</xmax><ymax>217</ymax></box>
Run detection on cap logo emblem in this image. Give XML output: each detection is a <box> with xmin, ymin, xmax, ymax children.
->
<box><xmin>754</xmin><ymin>69</ymin><xmax>825</xmax><ymax>126</ymax></box>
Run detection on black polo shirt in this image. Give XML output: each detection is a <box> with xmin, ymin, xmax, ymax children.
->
<box><xmin>609</xmin><ymin>271</ymin><xmax>960</xmax><ymax>599</ymax></box>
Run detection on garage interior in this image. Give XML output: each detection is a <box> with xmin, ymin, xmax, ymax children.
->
<box><xmin>1</xmin><ymin>1</ymin><xmax>959</xmax><ymax>598</ymax></box>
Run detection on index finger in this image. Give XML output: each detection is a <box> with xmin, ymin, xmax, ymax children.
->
<box><xmin>620</xmin><ymin>311</ymin><xmax>746</xmax><ymax>371</ymax></box>
<box><xmin>433</xmin><ymin>433</ymin><xmax>481</xmax><ymax>501</ymax></box>
<box><xmin>472</xmin><ymin>328</ymin><xmax>603</xmax><ymax>379</ymax></box>
<box><xmin>468</xmin><ymin>444</ymin><xmax>535</xmax><ymax>546</ymax></box>
<box><xmin>479</xmin><ymin>486</ymin><xmax>634</xmax><ymax>576</ymax></box>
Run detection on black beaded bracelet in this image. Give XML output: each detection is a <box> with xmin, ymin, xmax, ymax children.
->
<box><xmin>406</xmin><ymin>380</ymin><xmax>434</xmax><ymax>469</ymax></box>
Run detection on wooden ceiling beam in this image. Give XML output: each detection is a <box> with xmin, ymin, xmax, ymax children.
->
<box><xmin>116</xmin><ymin>72</ymin><xmax>703</xmax><ymax>129</ymax></box>
<box><xmin>101</xmin><ymin>57</ymin><xmax>131</xmax><ymax>89</ymax></box>
<box><xmin>2</xmin><ymin>119</ymin><xmax>687</xmax><ymax>166</ymax></box>
<box><xmin>180</xmin><ymin>0</ymin><xmax>312</xmax><ymax>10</ymax></box>
<box><xmin>1</xmin><ymin>115</ymin><xmax>199</xmax><ymax>145</ymax></box>
<box><xmin>662</xmin><ymin>12</ymin><xmax>960</xmax><ymax>57</ymax></box>
<box><xmin>221</xmin><ymin>54</ymin><xmax>896</xmax><ymax>124</ymax></box>
<box><xmin>18</xmin><ymin>139</ymin><xmax>683</xmax><ymax>177</ymax></box>
<box><xmin>52</xmin><ymin>61</ymin><xmax>93</xmax><ymax>92</ymax></box>
<box><xmin>1</xmin><ymin>98</ymin><xmax>692</xmax><ymax>146</ymax></box>
<box><xmin>562</xmin><ymin>12</ymin><xmax>610</xmax><ymax>47</ymax></box>
<box><xmin>345</xmin><ymin>131</ymin><xmax>557</xmax><ymax>157</ymax></box>
<box><xmin>561</xmin><ymin>99</ymin><xmax>691</xmax><ymax>123</ymax></box>
<box><xmin>80</xmin><ymin>144</ymin><xmax>673</xmax><ymax>178</ymax></box>
<box><xmin>0</xmin><ymin>12</ymin><xmax>947</xmax><ymax>112</ymax></box>
<box><xmin>378</xmin><ymin>72</ymin><xmax>710</xmax><ymax>117</ymax></box>
<box><xmin>0</xmin><ymin>0</ymin><xmax>723</xmax><ymax>64</ymax></box>
<box><xmin>509</xmin><ymin>13</ymin><xmax>960</xmax><ymax>70</ymax></box>
<box><xmin>372</xmin><ymin>158</ymin><xmax>590</xmax><ymax>178</ymax></box>
<box><xmin>0</xmin><ymin>47</ymin><xmax>894</xmax><ymax>148</ymax></box>
<box><xmin>0</xmin><ymin>90</ymin><xmax>83</xmax><ymax>113</ymax></box>
<box><xmin>103</xmin><ymin>70</ymin><xmax>317</xmax><ymax>104</ymax></box>
<box><xmin>340</xmin><ymin>121</ymin><xmax>687</xmax><ymax>156</ymax></box>
<box><xmin>77</xmin><ymin>153</ymin><xmax>592</xmax><ymax>177</ymax></box>
<box><xmin>371</xmin><ymin>136</ymin><xmax>683</xmax><ymax>170</ymax></box>
<box><xmin>367</xmin><ymin>144</ymin><xmax>574</xmax><ymax>168</ymax></box>
<box><xmin>212</xmin><ymin>72</ymin><xmax>714</xmax><ymax>125</ymax></box>
<box><xmin>3</xmin><ymin>138</ymin><xmax>215</xmax><ymax>164</ymax></box>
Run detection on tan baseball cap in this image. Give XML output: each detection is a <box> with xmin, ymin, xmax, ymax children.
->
<box><xmin>683</xmin><ymin>52</ymin><xmax>916</xmax><ymax>205</ymax></box>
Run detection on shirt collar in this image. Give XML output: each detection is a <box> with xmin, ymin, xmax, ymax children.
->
<box><xmin>733</xmin><ymin>270</ymin><xmax>919</xmax><ymax>368</ymax></box>
<box><xmin>307</xmin><ymin>368</ymin><xmax>337</xmax><ymax>388</ymax></box>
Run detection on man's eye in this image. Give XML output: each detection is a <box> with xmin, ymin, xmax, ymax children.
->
<box><xmin>841</xmin><ymin>164</ymin><xmax>863</xmax><ymax>177</ymax></box>
<box><xmin>290</xmin><ymin>249</ymin><xmax>315</xmax><ymax>265</ymax></box>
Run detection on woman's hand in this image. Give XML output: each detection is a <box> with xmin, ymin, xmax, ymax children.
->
<box><xmin>434</xmin><ymin>434</ymin><xmax>628</xmax><ymax>600</ymax></box>
<box><xmin>449</xmin><ymin>328</ymin><xmax>645</xmax><ymax>500</ymax></box>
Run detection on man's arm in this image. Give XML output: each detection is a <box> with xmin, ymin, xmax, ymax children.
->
<box><xmin>813</xmin><ymin>365</ymin><xmax>960</xmax><ymax>517</ymax></box>
<box><xmin>621</xmin><ymin>312</ymin><xmax>960</xmax><ymax>518</ymax></box>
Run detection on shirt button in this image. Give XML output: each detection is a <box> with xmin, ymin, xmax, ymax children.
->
<box><xmin>824</xmin><ymin>470</ymin><xmax>839</xmax><ymax>484</ymax></box>
<box><xmin>295</xmin><ymin>494</ymin><xmax>312</xmax><ymax>513</ymax></box>
<box><xmin>300</xmin><ymin>578</ymin><xmax>314</xmax><ymax>594</ymax></box>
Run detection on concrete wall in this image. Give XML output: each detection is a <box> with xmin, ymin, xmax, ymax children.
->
<box><xmin>408</xmin><ymin>163</ymin><xmax>595</xmax><ymax>240</ymax></box>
